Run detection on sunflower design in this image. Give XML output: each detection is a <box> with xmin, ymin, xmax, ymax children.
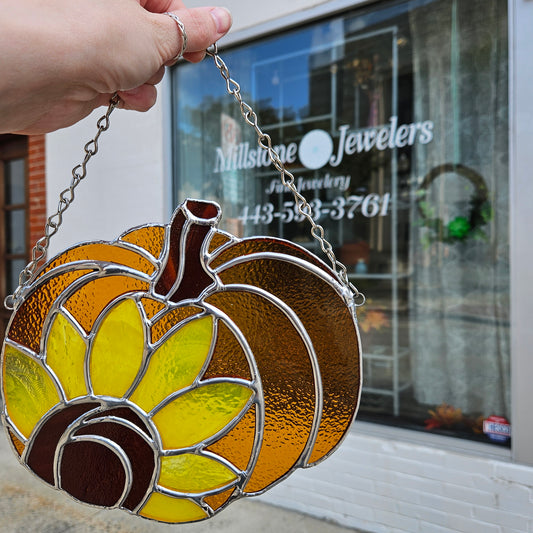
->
<box><xmin>2</xmin><ymin>297</ymin><xmax>256</xmax><ymax>523</ymax></box>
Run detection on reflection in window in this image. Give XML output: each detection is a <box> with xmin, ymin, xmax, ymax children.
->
<box><xmin>172</xmin><ymin>0</ymin><xmax>509</xmax><ymax>445</ymax></box>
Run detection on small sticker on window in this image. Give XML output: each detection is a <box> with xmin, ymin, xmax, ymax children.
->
<box><xmin>483</xmin><ymin>415</ymin><xmax>511</xmax><ymax>443</ymax></box>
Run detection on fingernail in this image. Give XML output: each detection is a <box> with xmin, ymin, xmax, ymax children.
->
<box><xmin>210</xmin><ymin>7</ymin><xmax>232</xmax><ymax>34</ymax></box>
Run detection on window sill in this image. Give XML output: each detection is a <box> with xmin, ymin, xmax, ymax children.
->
<box><xmin>352</xmin><ymin>419</ymin><xmax>512</xmax><ymax>461</ymax></box>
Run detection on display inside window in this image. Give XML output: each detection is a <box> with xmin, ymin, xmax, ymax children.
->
<box><xmin>171</xmin><ymin>0</ymin><xmax>510</xmax><ymax>445</ymax></box>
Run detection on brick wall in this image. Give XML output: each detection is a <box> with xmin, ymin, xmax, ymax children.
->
<box><xmin>27</xmin><ymin>135</ymin><xmax>46</xmax><ymax>258</ymax></box>
<box><xmin>262</xmin><ymin>431</ymin><xmax>533</xmax><ymax>532</ymax></box>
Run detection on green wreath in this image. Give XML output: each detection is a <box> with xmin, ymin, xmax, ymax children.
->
<box><xmin>417</xmin><ymin>163</ymin><xmax>493</xmax><ymax>244</ymax></box>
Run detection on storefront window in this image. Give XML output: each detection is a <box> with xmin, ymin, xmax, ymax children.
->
<box><xmin>171</xmin><ymin>0</ymin><xmax>509</xmax><ymax>445</ymax></box>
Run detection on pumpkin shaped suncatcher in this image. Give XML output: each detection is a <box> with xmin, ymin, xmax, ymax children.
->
<box><xmin>1</xmin><ymin>198</ymin><xmax>362</xmax><ymax>523</ymax></box>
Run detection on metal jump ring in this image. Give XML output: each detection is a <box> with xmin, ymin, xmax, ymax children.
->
<box><xmin>164</xmin><ymin>12</ymin><xmax>188</xmax><ymax>61</ymax></box>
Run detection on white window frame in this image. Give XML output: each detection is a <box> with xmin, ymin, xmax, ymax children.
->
<box><xmin>166</xmin><ymin>0</ymin><xmax>532</xmax><ymax>465</ymax></box>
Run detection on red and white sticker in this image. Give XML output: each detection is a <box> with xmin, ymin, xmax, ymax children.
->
<box><xmin>483</xmin><ymin>415</ymin><xmax>511</xmax><ymax>443</ymax></box>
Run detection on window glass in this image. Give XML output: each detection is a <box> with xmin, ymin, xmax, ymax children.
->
<box><xmin>4</xmin><ymin>158</ymin><xmax>26</xmax><ymax>205</ymax></box>
<box><xmin>1</xmin><ymin>139</ymin><xmax>28</xmax><ymax>337</ymax></box>
<box><xmin>5</xmin><ymin>209</ymin><xmax>26</xmax><ymax>254</ymax></box>
<box><xmin>6</xmin><ymin>259</ymin><xmax>26</xmax><ymax>295</ymax></box>
<box><xmin>171</xmin><ymin>0</ymin><xmax>509</xmax><ymax>445</ymax></box>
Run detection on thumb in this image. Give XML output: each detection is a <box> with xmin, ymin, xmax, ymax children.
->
<box><xmin>156</xmin><ymin>7</ymin><xmax>232</xmax><ymax>64</ymax></box>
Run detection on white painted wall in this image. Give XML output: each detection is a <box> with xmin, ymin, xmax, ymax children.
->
<box><xmin>45</xmin><ymin>95</ymin><xmax>167</xmax><ymax>256</ymax></box>
<box><xmin>263</xmin><ymin>428</ymin><xmax>533</xmax><ymax>533</ymax></box>
<box><xmin>187</xmin><ymin>0</ymin><xmax>331</xmax><ymax>33</ymax></box>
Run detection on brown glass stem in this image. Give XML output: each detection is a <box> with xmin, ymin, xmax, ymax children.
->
<box><xmin>155</xmin><ymin>199</ymin><xmax>220</xmax><ymax>302</ymax></box>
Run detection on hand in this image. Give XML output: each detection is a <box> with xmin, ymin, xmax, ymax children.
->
<box><xmin>0</xmin><ymin>0</ymin><xmax>232</xmax><ymax>134</ymax></box>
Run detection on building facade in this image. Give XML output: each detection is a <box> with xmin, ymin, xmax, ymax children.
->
<box><xmin>1</xmin><ymin>134</ymin><xmax>46</xmax><ymax>336</ymax></box>
<box><xmin>44</xmin><ymin>0</ymin><xmax>533</xmax><ymax>531</ymax></box>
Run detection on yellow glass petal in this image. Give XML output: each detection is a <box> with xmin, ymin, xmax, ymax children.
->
<box><xmin>90</xmin><ymin>299</ymin><xmax>144</xmax><ymax>398</ymax></box>
<box><xmin>159</xmin><ymin>454</ymin><xmax>238</xmax><ymax>493</ymax></box>
<box><xmin>140</xmin><ymin>493</ymin><xmax>207</xmax><ymax>523</ymax></box>
<box><xmin>47</xmin><ymin>314</ymin><xmax>87</xmax><ymax>400</ymax></box>
<box><xmin>3</xmin><ymin>345</ymin><xmax>60</xmax><ymax>439</ymax></box>
<box><xmin>130</xmin><ymin>316</ymin><xmax>213</xmax><ymax>413</ymax></box>
<box><xmin>153</xmin><ymin>383</ymin><xmax>253</xmax><ymax>449</ymax></box>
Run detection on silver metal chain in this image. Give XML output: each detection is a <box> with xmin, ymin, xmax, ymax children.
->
<box><xmin>4</xmin><ymin>94</ymin><xmax>120</xmax><ymax>310</ymax></box>
<box><xmin>207</xmin><ymin>45</ymin><xmax>365</xmax><ymax>305</ymax></box>
<box><xmin>5</xmin><ymin>47</ymin><xmax>365</xmax><ymax>310</ymax></box>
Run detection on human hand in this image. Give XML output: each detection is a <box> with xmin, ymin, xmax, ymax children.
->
<box><xmin>0</xmin><ymin>0</ymin><xmax>232</xmax><ymax>134</ymax></box>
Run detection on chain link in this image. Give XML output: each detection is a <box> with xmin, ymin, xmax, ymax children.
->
<box><xmin>207</xmin><ymin>45</ymin><xmax>365</xmax><ymax>306</ymax></box>
<box><xmin>5</xmin><ymin>48</ymin><xmax>365</xmax><ymax>310</ymax></box>
<box><xmin>4</xmin><ymin>93</ymin><xmax>120</xmax><ymax>310</ymax></box>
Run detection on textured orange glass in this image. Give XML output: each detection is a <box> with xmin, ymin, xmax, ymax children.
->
<box><xmin>39</xmin><ymin>243</ymin><xmax>157</xmax><ymax>278</ymax></box>
<box><xmin>120</xmin><ymin>225</ymin><xmax>166</xmax><ymax>259</ymax></box>
<box><xmin>206</xmin><ymin>290</ymin><xmax>316</xmax><ymax>494</ymax></box>
<box><xmin>203</xmin><ymin>320</ymin><xmax>253</xmax><ymax>381</ymax></box>
<box><xmin>203</xmin><ymin>487</ymin><xmax>236</xmax><ymax>511</ymax></box>
<box><xmin>7</xmin><ymin>269</ymin><xmax>94</xmax><ymax>352</ymax></box>
<box><xmin>218</xmin><ymin>257</ymin><xmax>360</xmax><ymax>465</ymax></box>
<box><xmin>208</xmin><ymin>231</ymin><xmax>232</xmax><ymax>254</ymax></box>
<box><xmin>140</xmin><ymin>297</ymin><xmax>166</xmax><ymax>319</ymax></box>
<box><xmin>150</xmin><ymin>306</ymin><xmax>203</xmax><ymax>343</ymax></box>
<box><xmin>207</xmin><ymin>404</ymin><xmax>256</xmax><ymax>472</ymax></box>
<box><xmin>64</xmin><ymin>276</ymin><xmax>150</xmax><ymax>333</ymax></box>
<box><xmin>8</xmin><ymin>429</ymin><xmax>25</xmax><ymax>457</ymax></box>
<box><xmin>209</xmin><ymin>237</ymin><xmax>331</xmax><ymax>275</ymax></box>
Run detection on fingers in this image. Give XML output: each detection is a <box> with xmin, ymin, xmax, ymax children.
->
<box><xmin>141</xmin><ymin>1</ymin><xmax>186</xmax><ymax>11</ymax></box>
<box><xmin>116</xmin><ymin>63</ymin><xmax>164</xmax><ymax>112</ymax></box>
<box><xmin>118</xmin><ymin>84</ymin><xmax>159</xmax><ymax>111</ymax></box>
<box><xmin>146</xmin><ymin>65</ymin><xmax>166</xmax><ymax>86</ymax></box>
<box><xmin>155</xmin><ymin>6</ymin><xmax>232</xmax><ymax>64</ymax></box>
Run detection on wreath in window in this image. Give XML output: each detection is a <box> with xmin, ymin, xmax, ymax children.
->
<box><xmin>416</xmin><ymin>163</ymin><xmax>492</xmax><ymax>244</ymax></box>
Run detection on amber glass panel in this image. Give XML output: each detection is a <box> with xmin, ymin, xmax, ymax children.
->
<box><xmin>203</xmin><ymin>320</ymin><xmax>253</xmax><ymax>381</ymax></box>
<box><xmin>140</xmin><ymin>297</ymin><xmax>166</xmax><ymax>319</ymax></box>
<box><xmin>120</xmin><ymin>225</ymin><xmax>166</xmax><ymax>259</ymax></box>
<box><xmin>205</xmin><ymin>290</ymin><xmax>315</xmax><ymax>493</ymax></box>
<box><xmin>218</xmin><ymin>258</ymin><xmax>360</xmax><ymax>465</ymax></box>
<box><xmin>39</xmin><ymin>243</ymin><xmax>157</xmax><ymax>278</ymax></box>
<box><xmin>203</xmin><ymin>487</ymin><xmax>236</xmax><ymax>512</ymax></box>
<box><xmin>208</xmin><ymin>231</ymin><xmax>232</xmax><ymax>254</ymax></box>
<box><xmin>150</xmin><ymin>306</ymin><xmax>203</xmax><ymax>343</ymax></box>
<box><xmin>8</xmin><ymin>429</ymin><xmax>25</xmax><ymax>456</ymax></box>
<box><xmin>207</xmin><ymin>404</ymin><xmax>256</xmax><ymax>472</ymax></box>
<box><xmin>6</xmin><ymin>269</ymin><xmax>94</xmax><ymax>352</ymax></box>
<box><xmin>209</xmin><ymin>237</ymin><xmax>331</xmax><ymax>276</ymax></box>
<box><xmin>63</xmin><ymin>276</ymin><xmax>150</xmax><ymax>333</ymax></box>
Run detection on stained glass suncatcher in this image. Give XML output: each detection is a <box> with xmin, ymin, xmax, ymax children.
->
<box><xmin>1</xmin><ymin>199</ymin><xmax>361</xmax><ymax>523</ymax></box>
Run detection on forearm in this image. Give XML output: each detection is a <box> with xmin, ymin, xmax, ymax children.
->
<box><xmin>0</xmin><ymin>0</ymin><xmax>231</xmax><ymax>134</ymax></box>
